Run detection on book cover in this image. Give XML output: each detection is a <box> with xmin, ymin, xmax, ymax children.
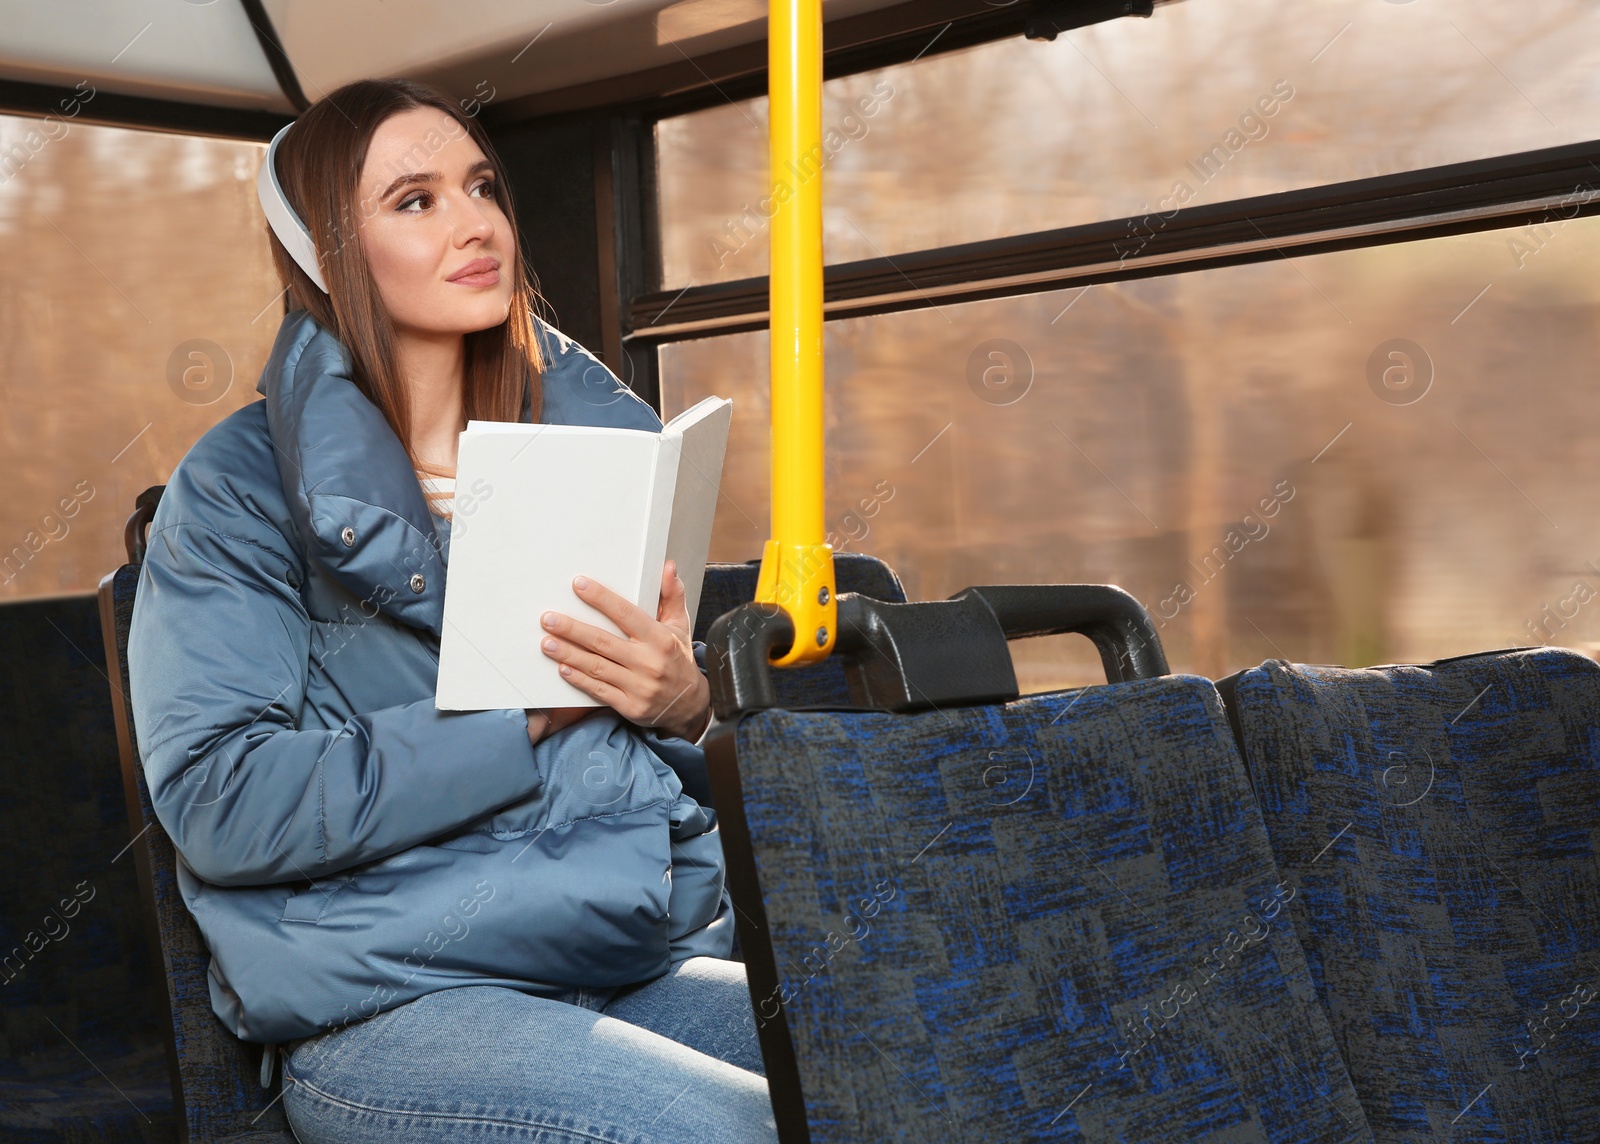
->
<box><xmin>434</xmin><ymin>396</ymin><xmax>732</xmax><ymax>710</ymax></box>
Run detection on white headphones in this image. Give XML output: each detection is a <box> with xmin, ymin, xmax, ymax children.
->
<box><xmin>257</xmin><ymin>121</ymin><xmax>329</xmax><ymax>293</ymax></box>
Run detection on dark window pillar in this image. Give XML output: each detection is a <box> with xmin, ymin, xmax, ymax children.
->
<box><xmin>490</xmin><ymin>112</ymin><xmax>661</xmax><ymax>412</ymax></box>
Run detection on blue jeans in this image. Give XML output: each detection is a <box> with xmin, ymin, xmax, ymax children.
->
<box><xmin>281</xmin><ymin>957</ymin><xmax>779</xmax><ymax>1143</ymax></box>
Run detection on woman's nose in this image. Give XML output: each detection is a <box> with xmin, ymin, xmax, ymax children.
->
<box><xmin>452</xmin><ymin>194</ymin><xmax>497</xmax><ymax>240</ymax></box>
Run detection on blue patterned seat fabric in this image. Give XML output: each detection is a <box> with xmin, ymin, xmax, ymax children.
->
<box><xmin>1224</xmin><ymin>648</ymin><xmax>1600</xmax><ymax>1142</ymax></box>
<box><xmin>730</xmin><ymin>675</ymin><xmax>1373</xmax><ymax>1142</ymax></box>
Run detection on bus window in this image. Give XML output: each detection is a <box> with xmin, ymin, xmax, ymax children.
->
<box><xmin>657</xmin><ymin>0</ymin><xmax>1600</xmax><ymax>288</ymax></box>
<box><xmin>663</xmin><ymin>214</ymin><xmax>1600</xmax><ymax>688</ymax></box>
<box><xmin>0</xmin><ymin>118</ymin><xmax>276</xmax><ymax>601</ymax></box>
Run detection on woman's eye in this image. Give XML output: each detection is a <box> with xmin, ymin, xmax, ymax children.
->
<box><xmin>397</xmin><ymin>182</ymin><xmax>494</xmax><ymax>212</ymax></box>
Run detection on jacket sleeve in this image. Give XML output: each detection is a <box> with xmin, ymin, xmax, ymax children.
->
<box><xmin>128</xmin><ymin>516</ymin><xmax>550</xmax><ymax>889</ymax></box>
<box><xmin>688</xmin><ymin>639</ymin><xmax>717</xmax><ymax>747</ymax></box>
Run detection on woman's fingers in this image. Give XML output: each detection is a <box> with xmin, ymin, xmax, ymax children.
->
<box><xmin>547</xmin><ymin>640</ymin><xmax>692</xmax><ymax>727</ymax></box>
<box><xmin>540</xmin><ymin>629</ymin><xmax>642</xmax><ymax>712</ymax></box>
<box><xmin>572</xmin><ymin>575</ymin><xmax>659</xmax><ymax>642</ymax></box>
<box><xmin>540</xmin><ymin>571</ymin><xmax>681</xmax><ymax>670</ymax></box>
<box><xmin>539</xmin><ymin>570</ymin><xmax>707</xmax><ymax>732</ymax></box>
<box><xmin>545</xmin><ymin>706</ymin><xmax>598</xmax><ymax>733</ymax></box>
<box><xmin>548</xmin><ymin>652</ymin><xmax>634</xmax><ymax>715</ymax></box>
<box><xmin>657</xmin><ymin>560</ymin><xmax>692</xmax><ymax>638</ymax></box>
<box><xmin>541</xmin><ymin>609</ymin><xmax>649</xmax><ymax>673</ymax></box>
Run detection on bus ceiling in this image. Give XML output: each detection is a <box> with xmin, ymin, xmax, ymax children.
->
<box><xmin>0</xmin><ymin>0</ymin><xmax>1178</xmax><ymax>139</ymax></box>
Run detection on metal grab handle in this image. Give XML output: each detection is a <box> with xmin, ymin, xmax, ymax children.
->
<box><xmin>753</xmin><ymin>0</ymin><xmax>836</xmax><ymax>668</ymax></box>
<box><xmin>706</xmin><ymin>603</ymin><xmax>796</xmax><ymax>718</ymax></box>
<box><xmin>707</xmin><ymin>583</ymin><xmax>1169</xmax><ymax>718</ymax></box>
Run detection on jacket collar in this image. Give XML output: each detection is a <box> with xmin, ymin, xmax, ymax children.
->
<box><xmin>256</xmin><ymin>310</ymin><xmax>529</xmax><ymax>636</ymax></box>
<box><xmin>255</xmin><ymin>308</ymin><xmax>662</xmax><ymax>638</ymax></box>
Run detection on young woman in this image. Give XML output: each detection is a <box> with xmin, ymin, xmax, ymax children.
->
<box><xmin>126</xmin><ymin>78</ymin><xmax>778</xmax><ymax>1142</ymax></box>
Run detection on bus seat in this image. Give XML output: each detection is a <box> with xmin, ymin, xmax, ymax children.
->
<box><xmin>1218</xmin><ymin>649</ymin><xmax>1600</xmax><ymax>1140</ymax></box>
<box><xmin>0</xmin><ymin>587</ymin><xmax>177</xmax><ymax>1142</ymax></box>
<box><xmin>97</xmin><ymin>484</ymin><xmax>298</xmax><ymax>1143</ymax></box>
<box><xmin>694</xmin><ymin>554</ymin><xmax>910</xmax><ymax>965</ymax></box>
<box><xmin>703</xmin><ymin>586</ymin><xmax>1372</xmax><ymax>1143</ymax></box>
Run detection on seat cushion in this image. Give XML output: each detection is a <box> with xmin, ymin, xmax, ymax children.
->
<box><xmin>1226</xmin><ymin>648</ymin><xmax>1600</xmax><ymax>1141</ymax></box>
<box><xmin>725</xmin><ymin>675</ymin><xmax>1371</xmax><ymax>1142</ymax></box>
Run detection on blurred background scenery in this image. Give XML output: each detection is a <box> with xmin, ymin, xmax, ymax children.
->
<box><xmin>5</xmin><ymin>0</ymin><xmax>1600</xmax><ymax>689</ymax></box>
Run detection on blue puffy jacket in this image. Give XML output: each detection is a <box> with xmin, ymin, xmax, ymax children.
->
<box><xmin>127</xmin><ymin>308</ymin><xmax>733</xmax><ymax>1046</ymax></box>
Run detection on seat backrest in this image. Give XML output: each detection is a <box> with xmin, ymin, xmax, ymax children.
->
<box><xmin>704</xmin><ymin>587</ymin><xmax>1373</xmax><ymax>1143</ymax></box>
<box><xmin>0</xmin><ymin>590</ymin><xmax>176</xmax><ymax>1138</ymax></box>
<box><xmin>97</xmin><ymin>485</ymin><xmax>296</xmax><ymax>1143</ymax></box>
<box><xmin>1220</xmin><ymin>649</ymin><xmax>1600</xmax><ymax>1141</ymax></box>
<box><xmin>697</xmin><ymin>553</ymin><xmax>907</xmax><ymax>707</ymax></box>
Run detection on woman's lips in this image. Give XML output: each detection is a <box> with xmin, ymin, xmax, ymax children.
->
<box><xmin>447</xmin><ymin>257</ymin><xmax>500</xmax><ymax>287</ymax></box>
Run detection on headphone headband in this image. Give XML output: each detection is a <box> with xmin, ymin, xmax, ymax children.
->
<box><xmin>257</xmin><ymin>122</ymin><xmax>329</xmax><ymax>293</ymax></box>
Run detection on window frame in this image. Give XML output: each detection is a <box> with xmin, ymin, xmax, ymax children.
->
<box><xmin>626</xmin><ymin>18</ymin><xmax>1600</xmax><ymax>355</ymax></box>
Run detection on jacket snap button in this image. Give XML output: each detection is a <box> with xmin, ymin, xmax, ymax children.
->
<box><xmin>409</xmin><ymin>573</ymin><xmax>426</xmax><ymax>593</ymax></box>
<box><xmin>340</xmin><ymin>526</ymin><xmax>355</xmax><ymax>547</ymax></box>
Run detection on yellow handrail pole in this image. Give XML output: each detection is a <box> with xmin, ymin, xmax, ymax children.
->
<box><xmin>754</xmin><ymin>0</ymin><xmax>836</xmax><ymax>666</ymax></box>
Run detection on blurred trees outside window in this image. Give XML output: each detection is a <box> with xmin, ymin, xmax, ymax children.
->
<box><xmin>0</xmin><ymin>117</ymin><xmax>277</xmax><ymax>601</ymax></box>
<box><xmin>657</xmin><ymin>0</ymin><xmax>1600</xmax><ymax>686</ymax></box>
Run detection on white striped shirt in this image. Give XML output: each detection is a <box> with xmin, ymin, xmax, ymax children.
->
<box><xmin>416</xmin><ymin>466</ymin><xmax>456</xmax><ymax>520</ymax></box>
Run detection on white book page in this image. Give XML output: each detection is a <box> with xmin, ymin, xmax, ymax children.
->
<box><xmin>436</xmin><ymin>423</ymin><xmax>661</xmax><ymax>709</ymax></box>
<box><xmin>660</xmin><ymin>397</ymin><xmax>732</xmax><ymax>627</ymax></box>
<box><xmin>632</xmin><ymin>434</ymin><xmax>683</xmax><ymax>651</ymax></box>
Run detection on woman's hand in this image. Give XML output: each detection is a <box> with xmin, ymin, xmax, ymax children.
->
<box><xmin>525</xmin><ymin>706</ymin><xmax>598</xmax><ymax>747</ymax></box>
<box><xmin>538</xmin><ymin>560</ymin><xmax>712</xmax><ymax>741</ymax></box>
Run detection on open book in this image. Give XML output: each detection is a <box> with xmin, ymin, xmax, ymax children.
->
<box><xmin>435</xmin><ymin>396</ymin><xmax>733</xmax><ymax>710</ymax></box>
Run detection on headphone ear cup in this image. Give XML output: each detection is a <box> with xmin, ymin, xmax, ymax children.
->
<box><xmin>257</xmin><ymin>122</ymin><xmax>330</xmax><ymax>293</ymax></box>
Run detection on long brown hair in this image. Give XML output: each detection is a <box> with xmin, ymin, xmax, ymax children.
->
<box><xmin>264</xmin><ymin>78</ymin><xmax>544</xmax><ymax>468</ymax></box>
